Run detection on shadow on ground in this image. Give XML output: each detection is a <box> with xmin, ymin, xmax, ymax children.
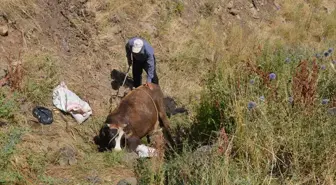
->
<box><xmin>100</xmin><ymin>70</ymin><xmax>190</xmax><ymax>154</ymax></box>
<box><xmin>110</xmin><ymin>69</ymin><xmax>133</xmax><ymax>90</ymax></box>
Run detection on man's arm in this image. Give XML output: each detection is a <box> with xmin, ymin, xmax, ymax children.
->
<box><xmin>145</xmin><ymin>44</ymin><xmax>155</xmax><ymax>83</ymax></box>
<box><xmin>125</xmin><ymin>42</ymin><xmax>132</xmax><ymax>66</ymax></box>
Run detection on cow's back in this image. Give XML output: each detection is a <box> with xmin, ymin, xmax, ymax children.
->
<box><xmin>117</xmin><ymin>86</ymin><xmax>159</xmax><ymax>138</ymax></box>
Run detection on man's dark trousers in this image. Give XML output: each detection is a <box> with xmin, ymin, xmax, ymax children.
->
<box><xmin>132</xmin><ymin>57</ymin><xmax>159</xmax><ymax>88</ymax></box>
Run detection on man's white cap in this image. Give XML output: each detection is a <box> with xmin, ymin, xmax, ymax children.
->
<box><xmin>132</xmin><ymin>39</ymin><xmax>144</xmax><ymax>53</ymax></box>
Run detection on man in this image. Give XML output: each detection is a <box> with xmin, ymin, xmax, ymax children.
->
<box><xmin>125</xmin><ymin>37</ymin><xmax>159</xmax><ymax>90</ymax></box>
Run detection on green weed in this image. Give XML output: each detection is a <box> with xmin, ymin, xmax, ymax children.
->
<box><xmin>135</xmin><ymin>44</ymin><xmax>336</xmax><ymax>184</ymax></box>
<box><xmin>22</xmin><ymin>52</ymin><xmax>59</xmax><ymax>105</ymax></box>
<box><xmin>0</xmin><ymin>127</ymin><xmax>26</xmax><ymax>184</ymax></box>
<box><xmin>103</xmin><ymin>151</ymin><xmax>124</xmax><ymax>166</ymax></box>
<box><xmin>0</xmin><ymin>91</ymin><xmax>19</xmax><ymax>120</ymax></box>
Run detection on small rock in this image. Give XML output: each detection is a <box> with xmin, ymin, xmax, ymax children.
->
<box><xmin>97</xmin><ymin>2</ymin><xmax>108</xmax><ymax>11</ymax></box>
<box><xmin>109</xmin><ymin>15</ymin><xmax>121</xmax><ymax>24</ymax></box>
<box><xmin>68</xmin><ymin>157</ymin><xmax>77</xmax><ymax>165</ymax></box>
<box><xmin>59</xmin><ymin>158</ymin><xmax>68</xmax><ymax>166</ymax></box>
<box><xmin>196</xmin><ymin>145</ymin><xmax>213</xmax><ymax>153</ymax></box>
<box><xmin>328</xmin><ymin>107</ymin><xmax>336</xmax><ymax>115</ymax></box>
<box><xmin>84</xmin><ymin>9</ymin><xmax>96</xmax><ymax>18</ymax></box>
<box><xmin>58</xmin><ymin>146</ymin><xmax>77</xmax><ymax>166</ymax></box>
<box><xmin>322</xmin><ymin>5</ymin><xmax>335</xmax><ymax>14</ymax></box>
<box><xmin>86</xmin><ymin>176</ymin><xmax>101</xmax><ymax>184</ymax></box>
<box><xmin>0</xmin><ymin>69</ymin><xmax>7</xmax><ymax>79</ymax></box>
<box><xmin>117</xmin><ymin>177</ymin><xmax>137</xmax><ymax>185</ymax></box>
<box><xmin>0</xmin><ymin>24</ymin><xmax>8</xmax><ymax>36</ymax></box>
<box><xmin>229</xmin><ymin>8</ymin><xmax>239</xmax><ymax>16</ymax></box>
<box><xmin>274</xmin><ymin>2</ymin><xmax>281</xmax><ymax>11</ymax></box>
<box><xmin>214</xmin><ymin>5</ymin><xmax>222</xmax><ymax>15</ymax></box>
<box><xmin>62</xmin><ymin>38</ymin><xmax>70</xmax><ymax>52</ymax></box>
<box><xmin>69</xmin><ymin>5</ymin><xmax>76</xmax><ymax>13</ymax></box>
<box><xmin>250</xmin><ymin>7</ymin><xmax>259</xmax><ymax>19</ymax></box>
<box><xmin>227</xmin><ymin>1</ymin><xmax>233</xmax><ymax>9</ymax></box>
<box><xmin>101</xmin><ymin>175</ymin><xmax>113</xmax><ymax>182</ymax></box>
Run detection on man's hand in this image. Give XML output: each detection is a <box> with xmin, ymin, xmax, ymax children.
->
<box><xmin>145</xmin><ymin>82</ymin><xmax>154</xmax><ymax>90</ymax></box>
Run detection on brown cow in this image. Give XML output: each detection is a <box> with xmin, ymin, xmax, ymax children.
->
<box><xmin>95</xmin><ymin>84</ymin><xmax>174</xmax><ymax>153</ymax></box>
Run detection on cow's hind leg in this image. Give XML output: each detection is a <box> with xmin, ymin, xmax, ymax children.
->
<box><xmin>146</xmin><ymin>135</ymin><xmax>151</xmax><ymax>144</ymax></box>
<box><xmin>156</xmin><ymin>100</ymin><xmax>176</xmax><ymax>150</ymax></box>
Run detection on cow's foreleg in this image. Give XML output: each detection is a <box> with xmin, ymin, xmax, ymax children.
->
<box><xmin>127</xmin><ymin>136</ymin><xmax>141</xmax><ymax>152</ymax></box>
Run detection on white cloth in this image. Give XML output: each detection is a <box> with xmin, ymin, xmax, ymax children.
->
<box><xmin>136</xmin><ymin>144</ymin><xmax>158</xmax><ymax>158</ymax></box>
<box><xmin>52</xmin><ymin>81</ymin><xmax>92</xmax><ymax>124</ymax></box>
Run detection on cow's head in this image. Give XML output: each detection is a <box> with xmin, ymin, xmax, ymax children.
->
<box><xmin>97</xmin><ymin>123</ymin><xmax>126</xmax><ymax>151</ymax></box>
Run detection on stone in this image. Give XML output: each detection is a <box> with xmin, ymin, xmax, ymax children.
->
<box><xmin>117</xmin><ymin>177</ymin><xmax>137</xmax><ymax>185</ymax></box>
<box><xmin>322</xmin><ymin>4</ymin><xmax>335</xmax><ymax>14</ymax></box>
<box><xmin>195</xmin><ymin>145</ymin><xmax>213</xmax><ymax>153</ymax></box>
<box><xmin>250</xmin><ymin>7</ymin><xmax>260</xmax><ymax>19</ymax></box>
<box><xmin>214</xmin><ymin>5</ymin><xmax>223</xmax><ymax>15</ymax></box>
<box><xmin>58</xmin><ymin>146</ymin><xmax>77</xmax><ymax>166</ymax></box>
<box><xmin>0</xmin><ymin>24</ymin><xmax>8</xmax><ymax>36</ymax></box>
<box><xmin>86</xmin><ymin>176</ymin><xmax>101</xmax><ymax>184</ymax></box>
<box><xmin>109</xmin><ymin>15</ymin><xmax>121</xmax><ymax>24</ymax></box>
<box><xmin>62</xmin><ymin>38</ymin><xmax>70</xmax><ymax>52</ymax></box>
<box><xmin>227</xmin><ymin>1</ymin><xmax>233</xmax><ymax>9</ymax></box>
<box><xmin>0</xmin><ymin>69</ymin><xmax>7</xmax><ymax>79</ymax></box>
<box><xmin>328</xmin><ymin>107</ymin><xmax>336</xmax><ymax>115</ymax></box>
<box><xmin>229</xmin><ymin>8</ymin><xmax>239</xmax><ymax>16</ymax></box>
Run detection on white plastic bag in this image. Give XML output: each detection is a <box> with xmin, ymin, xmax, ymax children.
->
<box><xmin>52</xmin><ymin>81</ymin><xmax>92</xmax><ymax>124</ymax></box>
<box><xmin>136</xmin><ymin>144</ymin><xmax>158</xmax><ymax>158</ymax></box>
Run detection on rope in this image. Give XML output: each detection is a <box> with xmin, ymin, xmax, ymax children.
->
<box><xmin>108</xmin><ymin>129</ymin><xmax>119</xmax><ymax>145</ymax></box>
<box><xmin>128</xmin><ymin>86</ymin><xmax>160</xmax><ymax>136</ymax></box>
<box><xmin>137</xmin><ymin>87</ymin><xmax>159</xmax><ymax>125</ymax></box>
<box><xmin>111</xmin><ymin>86</ymin><xmax>160</xmax><ymax>146</ymax></box>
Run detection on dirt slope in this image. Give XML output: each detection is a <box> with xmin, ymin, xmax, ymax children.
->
<box><xmin>0</xmin><ymin>0</ymin><xmax>311</xmax><ymax>184</ymax></box>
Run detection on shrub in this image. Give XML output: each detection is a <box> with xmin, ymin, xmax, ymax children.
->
<box><xmin>150</xmin><ymin>44</ymin><xmax>336</xmax><ymax>184</ymax></box>
<box><xmin>0</xmin><ymin>127</ymin><xmax>25</xmax><ymax>184</ymax></box>
<box><xmin>21</xmin><ymin>52</ymin><xmax>59</xmax><ymax>105</ymax></box>
<box><xmin>0</xmin><ymin>92</ymin><xmax>19</xmax><ymax>120</ymax></box>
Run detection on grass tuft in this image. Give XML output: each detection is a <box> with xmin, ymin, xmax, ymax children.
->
<box><xmin>21</xmin><ymin>52</ymin><xmax>59</xmax><ymax>105</ymax></box>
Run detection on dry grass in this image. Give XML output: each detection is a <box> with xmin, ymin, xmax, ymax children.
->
<box><xmin>0</xmin><ymin>0</ymin><xmax>336</xmax><ymax>184</ymax></box>
<box><xmin>0</xmin><ymin>0</ymin><xmax>42</xmax><ymax>34</ymax></box>
<box><xmin>271</xmin><ymin>0</ymin><xmax>336</xmax><ymax>47</ymax></box>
